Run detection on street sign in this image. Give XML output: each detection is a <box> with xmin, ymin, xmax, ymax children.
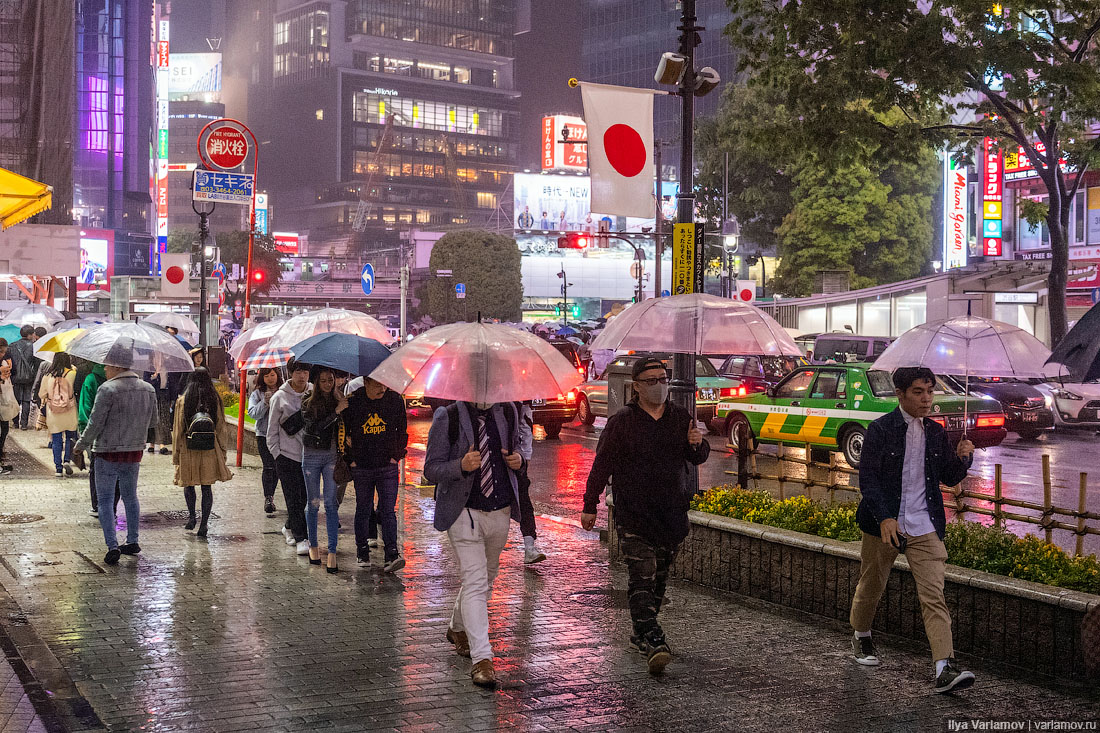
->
<box><xmin>204</xmin><ymin>125</ymin><xmax>249</xmax><ymax>170</ymax></box>
<box><xmin>629</xmin><ymin>261</ymin><xmax>645</xmax><ymax>279</ymax></box>
<box><xmin>1092</xmin><ymin>288</ymin><xmax>1100</xmax><ymax>305</ymax></box>
<box><xmin>211</xmin><ymin>262</ymin><xmax>227</xmax><ymax>280</ymax></box>
<box><xmin>456</xmin><ymin>283</ymin><xmax>466</xmax><ymax>299</ymax></box>
<box><xmin>254</xmin><ymin>193</ymin><xmax>269</xmax><ymax>235</ymax></box>
<box><xmin>661</xmin><ymin>289</ymin><xmax>670</xmax><ymax>297</ymax></box>
<box><xmin>361</xmin><ymin>263</ymin><xmax>375</xmax><ymax>296</ymax></box>
<box><xmin>672</xmin><ymin>223</ymin><xmax>696</xmax><ymax>295</ymax></box>
<box><xmin>192</xmin><ymin>170</ymin><xmax>254</xmax><ymax>205</ymax></box>
<box><xmin>436</xmin><ymin>269</ymin><xmax>453</xmax><ymax>277</ymax></box>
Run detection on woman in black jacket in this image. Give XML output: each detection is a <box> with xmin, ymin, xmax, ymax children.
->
<box><xmin>300</xmin><ymin>368</ymin><xmax>347</xmax><ymax>572</ymax></box>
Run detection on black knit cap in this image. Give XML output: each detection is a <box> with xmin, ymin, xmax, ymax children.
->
<box><xmin>631</xmin><ymin>356</ymin><xmax>667</xmax><ymax>380</ymax></box>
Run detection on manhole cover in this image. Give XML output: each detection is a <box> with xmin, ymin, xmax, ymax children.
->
<box><xmin>1</xmin><ymin>552</ymin><xmax>102</xmax><ymax>578</ymax></box>
<box><xmin>154</xmin><ymin>510</ymin><xmax>221</xmax><ymax>522</ymax></box>
<box><xmin>0</xmin><ymin>513</ymin><xmax>44</xmax><ymax>524</ymax></box>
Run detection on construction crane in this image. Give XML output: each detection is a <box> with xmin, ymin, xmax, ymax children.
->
<box><xmin>442</xmin><ymin>134</ymin><xmax>469</xmax><ymax>222</ymax></box>
<box><xmin>352</xmin><ymin>113</ymin><xmax>400</xmax><ymax>232</ymax></box>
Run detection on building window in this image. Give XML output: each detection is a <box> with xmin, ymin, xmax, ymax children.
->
<box><xmin>352</xmin><ymin>93</ymin><xmax>508</xmax><ymax>138</ymax></box>
<box><xmin>477</xmin><ymin>192</ymin><xmax>498</xmax><ymax>209</ymax></box>
<box><xmin>315</xmin><ymin>109</ymin><xmax>324</xmax><ymax>120</ymax></box>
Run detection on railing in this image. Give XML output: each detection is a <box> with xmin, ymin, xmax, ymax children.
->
<box><xmin>725</xmin><ymin>427</ymin><xmax>1100</xmax><ymax>557</ymax></box>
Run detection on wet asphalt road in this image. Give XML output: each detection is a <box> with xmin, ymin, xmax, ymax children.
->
<box><xmin>403</xmin><ymin>408</ymin><xmax>1100</xmax><ymax>555</ymax></box>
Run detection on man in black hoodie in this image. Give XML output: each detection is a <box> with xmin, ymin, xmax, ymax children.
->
<box><xmin>581</xmin><ymin>356</ymin><xmax>710</xmax><ymax>675</ymax></box>
<box><xmin>343</xmin><ymin>376</ymin><xmax>408</xmax><ymax>572</ymax></box>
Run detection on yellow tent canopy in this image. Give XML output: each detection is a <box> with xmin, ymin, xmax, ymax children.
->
<box><xmin>0</xmin><ymin>167</ymin><xmax>52</xmax><ymax>230</ymax></box>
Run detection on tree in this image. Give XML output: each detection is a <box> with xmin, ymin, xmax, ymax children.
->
<box><xmin>696</xmin><ymin>85</ymin><xmax>939</xmax><ymax>295</ymax></box>
<box><xmin>424</xmin><ymin>230</ymin><xmax>522</xmax><ymax>323</ymax></box>
<box><xmin>726</xmin><ymin>0</ymin><xmax>1100</xmax><ymax>343</ymax></box>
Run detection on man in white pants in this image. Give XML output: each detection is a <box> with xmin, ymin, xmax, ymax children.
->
<box><xmin>423</xmin><ymin>400</ymin><xmax>532</xmax><ymax>688</ymax></box>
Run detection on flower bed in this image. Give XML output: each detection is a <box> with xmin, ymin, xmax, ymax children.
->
<box><xmin>692</xmin><ymin>486</ymin><xmax>1100</xmax><ymax>595</ymax></box>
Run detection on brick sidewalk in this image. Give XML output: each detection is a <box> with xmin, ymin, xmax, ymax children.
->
<box><xmin>0</xmin><ymin>431</ymin><xmax>1096</xmax><ymax>732</ymax></box>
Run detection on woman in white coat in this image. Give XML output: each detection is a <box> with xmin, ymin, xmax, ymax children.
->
<box><xmin>38</xmin><ymin>353</ymin><xmax>79</xmax><ymax>477</ymax></box>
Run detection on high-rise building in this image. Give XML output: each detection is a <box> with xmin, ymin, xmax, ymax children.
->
<box><xmin>224</xmin><ymin>0</ymin><xmax>520</xmax><ymax>256</ymax></box>
<box><xmin>582</xmin><ymin>0</ymin><xmax>735</xmax><ymax>178</ymax></box>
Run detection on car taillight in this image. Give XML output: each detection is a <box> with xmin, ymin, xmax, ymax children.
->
<box><xmin>577</xmin><ymin>367</ymin><xmax>585</xmax><ymax>375</ymax></box>
<box><xmin>930</xmin><ymin>416</ymin><xmax>947</xmax><ymax>428</ymax></box>
<box><xmin>738</xmin><ymin>386</ymin><xmax>747</xmax><ymax>396</ymax></box>
<box><xmin>976</xmin><ymin>414</ymin><xmax>1005</xmax><ymax>428</ymax></box>
<box><xmin>719</xmin><ymin>388</ymin><xmax>734</xmax><ymax>397</ymax></box>
<box><xmin>566</xmin><ymin>391</ymin><xmax>576</xmax><ymax>403</ymax></box>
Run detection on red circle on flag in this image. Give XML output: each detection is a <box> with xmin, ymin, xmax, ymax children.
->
<box><xmin>204</xmin><ymin>127</ymin><xmax>249</xmax><ymax>170</ymax></box>
<box><xmin>603</xmin><ymin>124</ymin><xmax>646</xmax><ymax>177</ymax></box>
<box><xmin>165</xmin><ymin>266</ymin><xmax>186</xmax><ymax>285</ymax></box>
<box><xmin>739</xmin><ymin>288</ymin><xmax>754</xmax><ymax>302</ymax></box>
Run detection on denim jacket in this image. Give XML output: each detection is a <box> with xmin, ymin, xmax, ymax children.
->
<box><xmin>74</xmin><ymin>372</ymin><xmax>157</xmax><ymax>454</ymax></box>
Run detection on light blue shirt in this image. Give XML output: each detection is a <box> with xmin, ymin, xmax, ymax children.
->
<box><xmin>897</xmin><ymin>408</ymin><xmax>936</xmax><ymax>538</ymax></box>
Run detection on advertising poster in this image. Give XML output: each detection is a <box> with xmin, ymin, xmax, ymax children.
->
<box><xmin>513</xmin><ymin>173</ymin><xmax>656</xmax><ymax>232</ymax></box>
<box><xmin>78</xmin><ymin>229</ymin><xmax>114</xmax><ymax>291</ymax></box>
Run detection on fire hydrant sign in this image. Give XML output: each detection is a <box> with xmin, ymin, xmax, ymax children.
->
<box><xmin>192</xmin><ymin>170</ymin><xmax>255</xmax><ymax>205</ymax></box>
<box><xmin>204</xmin><ymin>126</ymin><xmax>249</xmax><ymax>170</ymax></box>
<box><xmin>672</xmin><ymin>223</ymin><xmax>697</xmax><ymax>295</ymax></box>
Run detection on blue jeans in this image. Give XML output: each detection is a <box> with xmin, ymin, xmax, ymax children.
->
<box><xmin>352</xmin><ymin>464</ymin><xmax>400</xmax><ymax>561</ymax></box>
<box><xmin>51</xmin><ymin>430</ymin><xmax>77</xmax><ymax>470</ymax></box>
<box><xmin>94</xmin><ymin>457</ymin><xmax>140</xmax><ymax>550</ymax></box>
<box><xmin>302</xmin><ymin>449</ymin><xmax>338</xmax><ymax>552</ymax></box>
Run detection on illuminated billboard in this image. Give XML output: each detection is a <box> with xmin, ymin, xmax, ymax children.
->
<box><xmin>513</xmin><ymin>173</ymin><xmax>656</xmax><ymax>233</ymax></box>
<box><xmin>168</xmin><ymin>53</ymin><xmax>222</xmax><ymax>101</ymax></box>
<box><xmin>541</xmin><ymin>115</ymin><xmax>587</xmax><ymax>171</ymax></box>
<box><xmin>943</xmin><ymin>154</ymin><xmax>967</xmax><ymax>270</ymax></box>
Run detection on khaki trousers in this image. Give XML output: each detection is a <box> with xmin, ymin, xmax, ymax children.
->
<box><xmin>849</xmin><ymin>531</ymin><xmax>953</xmax><ymax>662</ymax></box>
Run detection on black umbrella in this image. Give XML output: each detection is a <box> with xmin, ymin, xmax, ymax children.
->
<box><xmin>1046</xmin><ymin>302</ymin><xmax>1100</xmax><ymax>382</ymax></box>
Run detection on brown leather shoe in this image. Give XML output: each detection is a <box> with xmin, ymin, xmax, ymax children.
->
<box><xmin>446</xmin><ymin>628</ymin><xmax>471</xmax><ymax>658</ymax></box>
<box><xmin>470</xmin><ymin>659</ymin><xmax>496</xmax><ymax>688</ymax></box>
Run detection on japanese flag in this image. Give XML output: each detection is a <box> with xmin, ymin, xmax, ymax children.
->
<box><xmin>580</xmin><ymin>82</ymin><xmax>659</xmax><ymax>218</ymax></box>
<box><xmin>159</xmin><ymin>253</ymin><xmax>191</xmax><ymax>298</ymax></box>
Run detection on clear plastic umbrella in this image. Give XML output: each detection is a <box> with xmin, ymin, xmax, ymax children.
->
<box><xmin>228</xmin><ymin>320</ymin><xmax>286</xmax><ymax>365</ymax></box>
<box><xmin>64</xmin><ymin>322</ymin><xmax>195</xmax><ymax>372</ymax></box>
<box><xmin>369</xmin><ymin>322</ymin><xmax>583</xmax><ymax>403</ymax></box>
<box><xmin>871</xmin><ymin>315</ymin><xmax>1052</xmax><ymax>433</ymax></box>
<box><xmin>589</xmin><ymin>293</ymin><xmax>802</xmax><ymax>356</ymax></box>
<box><xmin>0</xmin><ymin>303</ymin><xmax>64</xmax><ymax>328</ymax></box>
<box><xmin>265</xmin><ymin>308</ymin><xmax>394</xmax><ymax>350</ymax></box>
<box><xmin>141</xmin><ymin>311</ymin><xmax>199</xmax><ymax>338</ymax></box>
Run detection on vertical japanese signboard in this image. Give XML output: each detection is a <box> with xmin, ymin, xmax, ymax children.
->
<box><xmin>672</xmin><ymin>223</ymin><xmax>703</xmax><ymax>295</ymax></box>
<box><xmin>982</xmin><ymin>138</ymin><xmax>1003</xmax><ymax>257</ymax></box>
<box><xmin>943</xmin><ymin>153</ymin><xmax>968</xmax><ymax>270</ymax></box>
<box><xmin>155</xmin><ymin>17</ymin><xmax>170</xmax><ymax>254</ymax></box>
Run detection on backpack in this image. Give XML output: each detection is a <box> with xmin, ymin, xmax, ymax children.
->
<box><xmin>9</xmin><ymin>341</ymin><xmax>35</xmax><ymax>384</ymax></box>
<box><xmin>186</xmin><ymin>411</ymin><xmax>216</xmax><ymax>450</ymax></box>
<box><xmin>47</xmin><ymin>375</ymin><xmax>75</xmax><ymax>413</ymax></box>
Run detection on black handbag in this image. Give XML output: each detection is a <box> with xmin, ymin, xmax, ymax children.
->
<box><xmin>280</xmin><ymin>409</ymin><xmax>304</xmax><ymax>436</ymax></box>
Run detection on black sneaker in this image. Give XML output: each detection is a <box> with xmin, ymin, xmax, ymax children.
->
<box><xmin>852</xmin><ymin>634</ymin><xmax>880</xmax><ymax>666</ymax></box>
<box><xmin>264</xmin><ymin>499</ymin><xmax>276</xmax><ymax>514</ymax></box>
<box><xmin>356</xmin><ymin>548</ymin><xmax>370</xmax><ymax>566</ymax></box>
<box><xmin>934</xmin><ymin>659</ymin><xmax>975</xmax><ymax>693</ymax></box>
<box><xmin>104</xmin><ymin>548</ymin><xmax>121</xmax><ymax>565</ymax></box>
<box><xmin>645</xmin><ymin>630</ymin><xmax>671</xmax><ymax>674</ymax></box>
<box><xmin>628</xmin><ymin>634</ymin><xmax>649</xmax><ymax>654</ymax></box>
<box><xmin>118</xmin><ymin>543</ymin><xmax>141</xmax><ymax>555</ymax></box>
<box><xmin>383</xmin><ymin>555</ymin><xmax>405</xmax><ymax>573</ymax></box>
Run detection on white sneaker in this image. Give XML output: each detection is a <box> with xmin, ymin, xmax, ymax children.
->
<box><xmin>54</xmin><ymin>468</ymin><xmax>63</xmax><ymax>478</ymax></box>
<box><xmin>524</xmin><ymin>547</ymin><xmax>547</xmax><ymax>564</ymax></box>
<box><xmin>295</xmin><ymin>540</ymin><xmax>310</xmax><ymax>555</ymax></box>
<box><xmin>368</xmin><ymin>538</ymin><xmax>380</xmax><ymax>548</ymax></box>
<box><xmin>282</xmin><ymin>526</ymin><xmax>295</xmax><ymax>545</ymax></box>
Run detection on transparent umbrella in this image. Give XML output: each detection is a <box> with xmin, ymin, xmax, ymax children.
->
<box><xmin>871</xmin><ymin>315</ymin><xmax>1052</xmax><ymax>432</ymax></box>
<box><xmin>369</xmin><ymin>322</ymin><xmax>583</xmax><ymax>403</ymax></box>
<box><xmin>0</xmin><ymin>303</ymin><xmax>64</xmax><ymax>329</ymax></box>
<box><xmin>64</xmin><ymin>322</ymin><xmax>195</xmax><ymax>372</ymax></box>
<box><xmin>141</xmin><ymin>312</ymin><xmax>199</xmax><ymax>339</ymax></box>
<box><xmin>228</xmin><ymin>320</ymin><xmax>286</xmax><ymax>365</ymax></box>
<box><xmin>590</xmin><ymin>293</ymin><xmax>802</xmax><ymax>355</ymax></box>
<box><xmin>265</xmin><ymin>308</ymin><xmax>394</xmax><ymax>351</ymax></box>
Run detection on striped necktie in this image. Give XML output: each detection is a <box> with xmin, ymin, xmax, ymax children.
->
<box><xmin>478</xmin><ymin>414</ymin><xmax>494</xmax><ymax>498</ymax></box>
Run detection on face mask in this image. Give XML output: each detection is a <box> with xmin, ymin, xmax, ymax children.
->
<box><xmin>638</xmin><ymin>382</ymin><xmax>669</xmax><ymax>404</ymax></box>
<box><xmin>474</xmin><ymin>401</ymin><xmax>493</xmax><ymax>410</ymax></box>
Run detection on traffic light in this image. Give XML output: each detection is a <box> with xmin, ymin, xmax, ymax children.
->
<box><xmin>557</xmin><ymin>233</ymin><xmax>590</xmax><ymax>249</ymax></box>
<box><xmin>251</xmin><ymin>269</ymin><xmax>265</xmax><ymax>285</ymax></box>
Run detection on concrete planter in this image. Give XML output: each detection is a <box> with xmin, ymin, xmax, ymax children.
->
<box><xmin>606</xmin><ymin>501</ymin><xmax>1100</xmax><ymax>681</ymax></box>
<box><xmin>224</xmin><ymin>416</ymin><xmax>259</xmax><ymax>457</ymax></box>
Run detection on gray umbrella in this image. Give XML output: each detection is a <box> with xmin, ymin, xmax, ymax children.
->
<box><xmin>1046</xmin><ymin>302</ymin><xmax>1100</xmax><ymax>382</ymax></box>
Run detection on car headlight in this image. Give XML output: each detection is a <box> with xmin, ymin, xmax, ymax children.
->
<box><xmin>1054</xmin><ymin>388</ymin><xmax>1083</xmax><ymax>401</ymax></box>
<box><xmin>1043</xmin><ymin>393</ymin><xmax>1054</xmax><ymax>409</ymax></box>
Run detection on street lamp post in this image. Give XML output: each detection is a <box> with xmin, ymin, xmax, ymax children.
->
<box><xmin>191</xmin><ymin>199</ymin><xmax>215</xmax><ymax>349</ymax></box>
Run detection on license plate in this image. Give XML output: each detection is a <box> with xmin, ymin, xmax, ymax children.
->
<box><xmin>1022</xmin><ymin>412</ymin><xmax>1038</xmax><ymax>422</ymax></box>
<box><xmin>531</xmin><ymin>398</ymin><xmax>545</xmax><ymax>406</ymax></box>
<box><xmin>948</xmin><ymin>415</ymin><xmax>965</xmax><ymax>431</ymax></box>
<box><xmin>698</xmin><ymin>388</ymin><xmax>717</xmax><ymax>401</ymax></box>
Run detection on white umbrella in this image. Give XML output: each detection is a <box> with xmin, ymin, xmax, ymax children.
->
<box><xmin>141</xmin><ymin>311</ymin><xmax>199</xmax><ymax>338</ymax></box>
<box><xmin>265</xmin><ymin>308</ymin><xmax>394</xmax><ymax>350</ymax></box>
<box><xmin>369</xmin><ymin>322</ymin><xmax>583</xmax><ymax>403</ymax></box>
<box><xmin>0</xmin><ymin>303</ymin><xmax>64</xmax><ymax>328</ymax></box>
<box><xmin>872</xmin><ymin>315</ymin><xmax>1052</xmax><ymax>432</ymax></box>
<box><xmin>64</xmin><ymin>322</ymin><xmax>195</xmax><ymax>373</ymax></box>
<box><xmin>590</xmin><ymin>293</ymin><xmax>802</xmax><ymax>356</ymax></box>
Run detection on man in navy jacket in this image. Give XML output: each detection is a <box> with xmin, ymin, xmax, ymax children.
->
<box><xmin>851</xmin><ymin>366</ymin><xmax>975</xmax><ymax>693</ymax></box>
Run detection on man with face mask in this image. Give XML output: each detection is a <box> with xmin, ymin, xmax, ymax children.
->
<box><xmin>424</xmin><ymin>398</ymin><xmax>532</xmax><ymax>688</ymax></box>
<box><xmin>581</xmin><ymin>356</ymin><xmax>710</xmax><ymax>675</ymax></box>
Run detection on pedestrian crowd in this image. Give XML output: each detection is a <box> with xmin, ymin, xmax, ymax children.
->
<box><xmin>1</xmin><ymin>328</ymin><xmax>978</xmax><ymax>695</ymax></box>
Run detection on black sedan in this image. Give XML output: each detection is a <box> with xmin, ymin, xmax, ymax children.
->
<box><xmin>947</xmin><ymin>376</ymin><xmax>1054</xmax><ymax>439</ymax></box>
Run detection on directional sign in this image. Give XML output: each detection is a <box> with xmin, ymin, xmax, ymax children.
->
<box><xmin>204</xmin><ymin>126</ymin><xmax>249</xmax><ymax>170</ymax></box>
<box><xmin>456</xmin><ymin>283</ymin><xmax>466</xmax><ymax>299</ymax></box>
<box><xmin>661</xmin><ymin>289</ymin><xmax>671</xmax><ymax>297</ymax></box>
<box><xmin>361</xmin><ymin>263</ymin><xmax>375</xmax><ymax>296</ymax></box>
<box><xmin>211</xmin><ymin>262</ymin><xmax>227</xmax><ymax>280</ymax></box>
<box><xmin>1092</xmin><ymin>288</ymin><xmax>1100</xmax><ymax>306</ymax></box>
<box><xmin>192</xmin><ymin>170</ymin><xmax>254</xmax><ymax>205</ymax></box>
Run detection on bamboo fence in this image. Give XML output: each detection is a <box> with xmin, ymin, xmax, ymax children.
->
<box><xmin>724</xmin><ymin>433</ymin><xmax>1099</xmax><ymax>557</ymax></box>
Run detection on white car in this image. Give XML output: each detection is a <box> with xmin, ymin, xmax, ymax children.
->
<box><xmin>1040</xmin><ymin>380</ymin><xmax>1100</xmax><ymax>428</ymax></box>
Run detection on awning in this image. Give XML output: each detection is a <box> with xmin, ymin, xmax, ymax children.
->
<box><xmin>0</xmin><ymin>167</ymin><xmax>52</xmax><ymax>230</ymax></box>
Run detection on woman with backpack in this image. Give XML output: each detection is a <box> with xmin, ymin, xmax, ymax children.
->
<box><xmin>171</xmin><ymin>367</ymin><xmax>232</xmax><ymax>537</ymax></box>
<box><xmin>247</xmin><ymin>367</ymin><xmax>282</xmax><ymax>515</ymax></box>
<box><xmin>38</xmin><ymin>353</ymin><xmax>78</xmax><ymax>477</ymax></box>
<box><xmin>300</xmin><ymin>367</ymin><xmax>348</xmax><ymax>572</ymax></box>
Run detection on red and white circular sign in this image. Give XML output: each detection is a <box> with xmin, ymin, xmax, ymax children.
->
<box><xmin>165</xmin><ymin>266</ymin><xmax>186</xmax><ymax>285</ymax></box>
<box><xmin>204</xmin><ymin>126</ymin><xmax>249</xmax><ymax>170</ymax></box>
<box><xmin>738</xmin><ymin>288</ymin><xmax>754</xmax><ymax>302</ymax></box>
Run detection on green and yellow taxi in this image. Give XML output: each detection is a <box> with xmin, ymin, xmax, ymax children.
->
<box><xmin>716</xmin><ymin>363</ymin><xmax>1007</xmax><ymax>467</ymax></box>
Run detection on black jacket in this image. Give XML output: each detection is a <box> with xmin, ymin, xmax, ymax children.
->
<box><xmin>584</xmin><ymin>401</ymin><xmax>710</xmax><ymax>547</ymax></box>
<box><xmin>341</xmin><ymin>389</ymin><xmax>408</xmax><ymax>468</ymax></box>
<box><xmin>856</xmin><ymin>408</ymin><xmax>971</xmax><ymax>540</ymax></box>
